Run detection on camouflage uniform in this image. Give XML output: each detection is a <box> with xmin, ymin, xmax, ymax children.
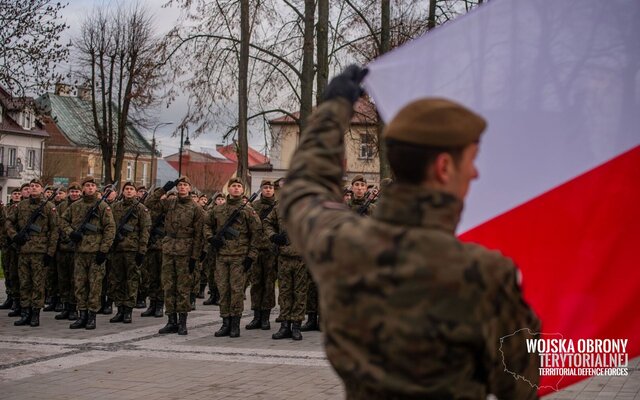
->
<box><xmin>347</xmin><ymin>195</ymin><xmax>376</xmax><ymax>216</ymax></box>
<box><xmin>146</xmin><ymin>188</ymin><xmax>204</xmax><ymax>316</ymax></box>
<box><xmin>280</xmin><ymin>98</ymin><xmax>541</xmax><ymax>399</ymax></box>
<box><xmin>205</xmin><ymin>195</ymin><xmax>260</xmax><ymax>336</ymax></box>
<box><xmin>141</xmin><ymin>200</ymin><xmax>165</xmax><ymax>315</ymax></box>
<box><xmin>5</xmin><ymin>201</ymin><xmax>21</xmax><ymax>311</ymax></box>
<box><xmin>5</xmin><ymin>195</ymin><xmax>59</xmax><ymax>323</ymax></box>
<box><xmin>247</xmin><ymin>195</ymin><xmax>277</xmax><ymax>323</ymax></box>
<box><xmin>111</xmin><ymin>197</ymin><xmax>151</xmax><ymax>311</ymax></box>
<box><xmin>56</xmin><ymin>196</ymin><xmax>80</xmax><ymax>318</ymax></box>
<box><xmin>60</xmin><ymin>194</ymin><xmax>116</xmax><ymax>314</ymax></box>
<box><xmin>0</xmin><ymin>204</ymin><xmax>9</xmax><ymax>305</ymax></box>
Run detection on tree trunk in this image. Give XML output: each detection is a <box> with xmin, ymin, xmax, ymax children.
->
<box><xmin>316</xmin><ymin>0</ymin><xmax>329</xmax><ymax>104</ymax></box>
<box><xmin>237</xmin><ymin>0</ymin><xmax>250</xmax><ymax>186</ymax></box>
<box><xmin>298</xmin><ymin>0</ymin><xmax>315</xmax><ymax>132</ymax></box>
<box><xmin>427</xmin><ymin>0</ymin><xmax>437</xmax><ymax>31</ymax></box>
<box><xmin>378</xmin><ymin>0</ymin><xmax>392</xmax><ymax>179</ymax></box>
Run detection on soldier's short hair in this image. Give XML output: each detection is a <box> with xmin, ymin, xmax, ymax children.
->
<box><xmin>386</xmin><ymin>139</ymin><xmax>464</xmax><ymax>184</ymax></box>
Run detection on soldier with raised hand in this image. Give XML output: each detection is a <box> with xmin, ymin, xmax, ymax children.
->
<box><xmin>202</xmin><ymin>193</ymin><xmax>225</xmax><ymax>306</ymax></box>
<box><xmin>42</xmin><ymin>184</ymin><xmax>61</xmax><ymax>313</ymax></box>
<box><xmin>4</xmin><ymin>188</ymin><xmax>23</xmax><ymax>316</ymax></box>
<box><xmin>245</xmin><ymin>179</ymin><xmax>278</xmax><ymax>331</ymax></box>
<box><xmin>279</xmin><ymin>66</ymin><xmax>541</xmax><ymax>399</ymax></box>
<box><xmin>60</xmin><ymin>177</ymin><xmax>116</xmax><ymax>330</ymax></box>
<box><xmin>55</xmin><ymin>182</ymin><xmax>82</xmax><ymax>321</ymax></box>
<box><xmin>146</xmin><ymin>176</ymin><xmax>204</xmax><ymax>335</ymax></box>
<box><xmin>5</xmin><ymin>179</ymin><xmax>59</xmax><ymax>327</ymax></box>
<box><xmin>109</xmin><ymin>182</ymin><xmax>151</xmax><ymax>324</ymax></box>
<box><xmin>140</xmin><ymin>188</ymin><xmax>166</xmax><ymax>318</ymax></box>
<box><xmin>206</xmin><ymin>178</ymin><xmax>261</xmax><ymax>338</ymax></box>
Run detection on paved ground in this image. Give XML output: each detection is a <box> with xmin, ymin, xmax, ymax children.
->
<box><xmin>0</xmin><ymin>285</ymin><xmax>637</xmax><ymax>399</ymax></box>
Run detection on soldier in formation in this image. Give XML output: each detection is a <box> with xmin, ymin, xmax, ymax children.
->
<box><xmin>140</xmin><ymin>188</ymin><xmax>166</xmax><ymax>318</ymax></box>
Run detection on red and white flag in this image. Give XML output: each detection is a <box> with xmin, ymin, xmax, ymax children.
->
<box><xmin>364</xmin><ymin>0</ymin><xmax>640</xmax><ymax>395</ymax></box>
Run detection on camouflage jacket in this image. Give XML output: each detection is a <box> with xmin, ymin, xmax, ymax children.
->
<box><xmin>204</xmin><ymin>196</ymin><xmax>260</xmax><ymax>259</ymax></box>
<box><xmin>5</xmin><ymin>196</ymin><xmax>59</xmax><ymax>255</ymax></box>
<box><xmin>264</xmin><ymin>205</ymin><xmax>299</xmax><ymax>258</ymax></box>
<box><xmin>145</xmin><ymin>197</ymin><xmax>166</xmax><ymax>252</ymax></box>
<box><xmin>0</xmin><ymin>203</ymin><xmax>6</xmax><ymax>249</ymax></box>
<box><xmin>112</xmin><ymin>198</ymin><xmax>151</xmax><ymax>254</ymax></box>
<box><xmin>347</xmin><ymin>195</ymin><xmax>376</xmax><ymax>216</ymax></box>
<box><xmin>60</xmin><ymin>194</ymin><xmax>116</xmax><ymax>254</ymax></box>
<box><xmin>57</xmin><ymin>197</ymin><xmax>79</xmax><ymax>252</ymax></box>
<box><xmin>146</xmin><ymin>189</ymin><xmax>204</xmax><ymax>259</ymax></box>
<box><xmin>280</xmin><ymin>98</ymin><xmax>541</xmax><ymax>400</ymax></box>
<box><xmin>251</xmin><ymin>195</ymin><xmax>277</xmax><ymax>251</ymax></box>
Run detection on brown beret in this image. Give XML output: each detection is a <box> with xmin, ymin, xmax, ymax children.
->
<box><xmin>214</xmin><ymin>192</ymin><xmax>225</xmax><ymax>200</ymax></box>
<box><xmin>20</xmin><ymin>183</ymin><xmax>30</xmax><ymax>190</ymax></box>
<box><xmin>260</xmin><ymin>179</ymin><xmax>274</xmax><ymax>187</ymax></box>
<box><xmin>384</xmin><ymin>98</ymin><xmax>486</xmax><ymax>147</ymax></box>
<box><xmin>176</xmin><ymin>175</ymin><xmax>192</xmax><ymax>185</ymax></box>
<box><xmin>228</xmin><ymin>177</ymin><xmax>244</xmax><ymax>187</ymax></box>
<box><xmin>137</xmin><ymin>186</ymin><xmax>147</xmax><ymax>191</ymax></box>
<box><xmin>30</xmin><ymin>178</ymin><xmax>44</xmax><ymax>187</ymax></box>
<box><xmin>67</xmin><ymin>182</ymin><xmax>81</xmax><ymax>191</ymax></box>
<box><xmin>351</xmin><ymin>174</ymin><xmax>366</xmax><ymax>185</ymax></box>
<box><xmin>122</xmin><ymin>181</ymin><xmax>136</xmax><ymax>190</ymax></box>
<box><xmin>81</xmin><ymin>176</ymin><xmax>97</xmax><ymax>186</ymax></box>
<box><xmin>12</xmin><ymin>188</ymin><xmax>21</xmax><ymax>193</ymax></box>
<box><xmin>380</xmin><ymin>178</ymin><xmax>394</xmax><ymax>188</ymax></box>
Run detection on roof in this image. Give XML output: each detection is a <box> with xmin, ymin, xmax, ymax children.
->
<box><xmin>37</xmin><ymin>93</ymin><xmax>153</xmax><ymax>155</ymax></box>
<box><xmin>217</xmin><ymin>142</ymin><xmax>269</xmax><ymax>166</ymax></box>
<box><xmin>0</xmin><ymin>86</ymin><xmax>35</xmax><ymax>111</ymax></box>
<box><xmin>156</xmin><ymin>158</ymin><xmax>178</xmax><ymax>183</ymax></box>
<box><xmin>269</xmin><ymin>97</ymin><xmax>378</xmax><ymax>126</ymax></box>
<box><xmin>0</xmin><ymin>87</ymin><xmax>48</xmax><ymax>138</ymax></box>
<box><xmin>41</xmin><ymin>115</ymin><xmax>72</xmax><ymax>146</ymax></box>
<box><xmin>165</xmin><ymin>148</ymin><xmax>232</xmax><ymax>163</ymax></box>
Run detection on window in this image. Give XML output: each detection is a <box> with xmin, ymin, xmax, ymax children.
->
<box><xmin>8</xmin><ymin>148</ymin><xmax>17</xmax><ymax>166</ymax></box>
<box><xmin>142</xmin><ymin>162</ymin><xmax>148</xmax><ymax>186</ymax></box>
<box><xmin>0</xmin><ymin>146</ymin><xmax>4</xmax><ymax>164</ymax></box>
<box><xmin>126</xmin><ymin>161</ymin><xmax>133</xmax><ymax>180</ymax></box>
<box><xmin>27</xmin><ymin>149</ymin><xmax>36</xmax><ymax>169</ymax></box>
<box><xmin>359</xmin><ymin>133</ymin><xmax>375</xmax><ymax>160</ymax></box>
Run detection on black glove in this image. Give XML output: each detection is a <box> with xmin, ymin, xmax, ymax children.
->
<box><xmin>95</xmin><ymin>251</ymin><xmax>107</xmax><ymax>265</ymax></box>
<box><xmin>270</xmin><ymin>234</ymin><xmax>287</xmax><ymax>246</ymax></box>
<box><xmin>69</xmin><ymin>231</ymin><xmax>83</xmax><ymax>243</ymax></box>
<box><xmin>322</xmin><ymin>64</ymin><xmax>369</xmax><ymax>105</ymax></box>
<box><xmin>162</xmin><ymin>180</ymin><xmax>177</xmax><ymax>192</ymax></box>
<box><xmin>135</xmin><ymin>253</ymin><xmax>145</xmax><ymax>266</ymax></box>
<box><xmin>242</xmin><ymin>257</ymin><xmax>253</xmax><ymax>273</ymax></box>
<box><xmin>43</xmin><ymin>254</ymin><xmax>53</xmax><ymax>268</ymax></box>
<box><xmin>13</xmin><ymin>233</ymin><xmax>28</xmax><ymax>246</ymax></box>
<box><xmin>209</xmin><ymin>237</ymin><xmax>224</xmax><ymax>250</ymax></box>
<box><xmin>189</xmin><ymin>258</ymin><xmax>197</xmax><ymax>274</ymax></box>
<box><xmin>199</xmin><ymin>251</ymin><xmax>207</xmax><ymax>263</ymax></box>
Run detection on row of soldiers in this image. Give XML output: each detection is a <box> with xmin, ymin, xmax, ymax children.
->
<box><xmin>0</xmin><ymin>173</ymin><xmax>380</xmax><ymax>339</ymax></box>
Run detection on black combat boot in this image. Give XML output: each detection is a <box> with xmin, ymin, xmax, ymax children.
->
<box><xmin>135</xmin><ymin>293</ymin><xmax>146</xmax><ymax>309</ymax></box>
<box><xmin>275</xmin><ymin>314</ymin><xmax>283</xmax><ymax>323</ymax></box>
<box><xmin>85</xmin><ymin>311</ymin><xmax>97</xmax><ymax>330</ymax></box>
<box><xmin>110</xmin><ymin>306</ymin><xmax>124</xmax><ymax>323</ymax></box>
<box><xmin>229</xmin><ymin>316</ymin><xmax>241</xmax><ymax>338</ymax></box>
<box><xmin>68</xmin><ymin>304</ymin><xmax>78</xmax><ymax>321</ymax></box>
<box><xmin>14</xmin><ymin>307</ymin><xmax>32</xmax><ymax>326</ymax></box>
<box><xmin>43</xmin><ymin>296</ymin><xmax>58</xmax><ymax>312</ymax></box>
<box><xmin>212</xmin><ymin>288</ymin><xmax>220</xmax><ymax>305</ymax></box>
<box><xmin>272</xmin><ymin>321</ymin><xmax>292</xmax><ymax>340</ymax></box>
<box><xmin>141</xmin><ymin>300</ymin><xmax>156</xmax><ymax>317</ymax></box>
<box><xmin>0</xmin><ymin>297</ymin><xmax>13</xmax><ymax>309</ymax></box>
<box><xmin>197</xmin><ymin>283</ymin><xmax>206</xmax><ymax>299</ymax></box>
<box><xmin>154</xmin><ymin>300</ymin><xmax>164</xmax><ymax>318</ymax></box>
<box><xmin>55</xmin><ymin>300</ymin><xmax>64</xmax><ymax>312</ymax></box>
<box><xmin>260</xmin><ymin>309</ymin><xmax>271</xmax><ymax>330</ymax></box>
<box><xmin>245</xmin><ymin>310</ymin><xmax>261</xmax><ymax>330</ymax></box>
<box><xmin>300</xmin><ymin>312</ymin><xmax>319</xmax><ymax>332</ymax></box>
<box><xmin>123</xmin><ymin>306</ymin><xmax>132</xmax><ymax>323</ymax></box>
<box><xmin>30</xmin><ymin>308</ymin><xmax>41</xmax><ymax>327</ymax></box>
<box><xmin>178</xmin><ymin>313</ymin><xmax>188</xmax><ymax>335</ymax></box>
<box><xmin>55</xmin><ymin>303</ymin><xmax>70</xmax><ymax>320</ymax></box>
<box><xmin>214</xmin><ymin>317</ymin><xmax>231</xmax><ymax>337</ymax></box>
<box><xmin>291</xmin><ymin>321</ymin><xmax>303</xmax><ymax>341</ymax></box>
<box><xmin>69</xmin><ymin>310</ymin><xmax>87</xmax><ymax>329</ymax></box>
<box><xmin>190</xmin><ymin>293</ymin><xmax>196</xmax><ymax>311</ymax></box>
<box><xmin>102</xmin><ymin>297</ymin><xmax>113</xmax><ymax>314</ymax></box>
<box><xmin>8</xmin><ymin>299</ymin><xmax>21</xmax><ymax>317</ymax></box>
<box><xmin>203</xmin><ymin>293</ymin><xmax>216</xmax><ymax>305</ymax></box>
<box><xmin>158</xmin><ymin>313</ymin><xmax>178</xmax><ymax>334</ymax></box>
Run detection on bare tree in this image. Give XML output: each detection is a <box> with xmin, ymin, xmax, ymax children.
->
<box><xmin>76</xmin><ymin>4</ymin><xmax>163</xmax><ymax>184</ymax></box>
<box><xmin>0</xmin><ymin>0</ymin><xmax>70</xmax><ymax>96</ymax></box>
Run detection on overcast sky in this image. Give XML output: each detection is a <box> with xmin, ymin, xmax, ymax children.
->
<box><xmin>59</xmin><ymin>0</ymin><xmax>267</xmax><ymax>158</ymax></box>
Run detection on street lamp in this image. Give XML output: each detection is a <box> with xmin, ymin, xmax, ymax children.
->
<box><xmin>151</xmin><ymin>122</ymin><xmax>173</xmax><ymax>186</ymax></box>
<box><xmin>178</xmin><ymin>126</ymin><xmax>191</xmax><ymax>177</ymax></box>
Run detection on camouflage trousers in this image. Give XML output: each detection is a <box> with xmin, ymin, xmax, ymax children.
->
<box><xmin>74</xmin><ymin>253</ymin><xmax>106</xmax><ymax>312</ymax></box>
<box><xmin>111</xmin><ymin>252</ymin><xmax>140</xmax><ymax>308</ymax></box>
<box><xmin>305</xmin><ymin>270</ymin><xmax>319</xmax><ymax>314</ymax></box>
<box><xmin>5</xmin><ymin>248</ymin><xmax>20</xmax><ymax>300</ymax></box>
<box><xmin>161</xmin><ymin>254</ymin><xmax>191</xmax><ymax>314</ymax></box>
<box><xmin>56</xmin><ymin>251</ymin><xmax>75</xmax><ymax>304</ymax></box>
<box><xmin>1</xmin><ymin>249</ymin><xmax>15</xmax><ymax>297</ymax></box>
<box><xmin>215</xmin><ymin>255</ymin><xmax>247</xmax><ymax>317</ymax></box>
<box><xmin>277</xmin><ymin>255</ymin><xmax>308</xmax><ymax>322</ymax></box>
<box><xmin>142</xmin><ymin>249</ymin><xmax>163</xmax><ymax>301</ymax></box>
<box><xmin>18</xmin><ymin>253</ymin><xmax>47</xmax><ymax>308</ymax></box>
<box><xmin>45</xmin><ymin>253</ymin><xmax>58</xmax><ymax>298</ymax></box>
<box><xmin>205</xmin><ymin>251</ymin><xmax>216</xmax><ymax>295</ymax></box>
<box><xmin>103</xmin><ymin>258</ymin><xmax>113</xmax><ymax>300</ymax></box>
<box><xmin>249</xmin><ymin>250</ymin><xmax>276</xmax><ymax>311</ymax></box>
<box><xmin>191</xmin><ymin>257</ymin><xmax>205</xmax><ymax>294</ymax></box>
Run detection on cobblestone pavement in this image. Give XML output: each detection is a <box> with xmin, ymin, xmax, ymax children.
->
<box><xmin>0</xmin><ymin>283</ymin><xmax>637</xmax><ymax>399</ymax></box>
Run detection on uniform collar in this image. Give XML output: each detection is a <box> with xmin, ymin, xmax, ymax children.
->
<box><xmin>227</xmin><ymin>196</ymin><xmax>242</xmax><ymax>206</ymax></box>
<box><xmin>260</xmin><ymin>195</ymin><xmax>275</xmax><ymax>205</ymax></box>
<box><xmin>83</xmin><ymin>193</ymin><xmax>97</xmax><ymax>202</ymax></box>
<box><xmin>373</xmin><ymin>184</ymin><xmax>463</xmax><ymax>234</ymax></box>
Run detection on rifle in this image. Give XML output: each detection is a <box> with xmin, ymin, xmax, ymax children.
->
<box><xmin>13</xmin><ymin>187</ymin><xmax>60</xmax><ymax>247</ymax></box>
<box><xmin>112</xmin><ymin>190</ymin><xmax>149</xmax><ymax>249</ymax></box>
<box><xmin>259</xmin><ymin>200</ymin><xmax>276</xmax><ymax>220</ymax></box>
<box><xmin>214</xmin><ymin>191</ymin><xmax>259</xmax><ymax>241</ymax></box>
<box><xmin>75</xmin><ymin>182</ymin><xmax>118</xmax><ymax>235</ymax></box>
<box><xmin>357</xmin><ymin>190</ymin><xmax>378</xmax><ymax>216</ymax></box>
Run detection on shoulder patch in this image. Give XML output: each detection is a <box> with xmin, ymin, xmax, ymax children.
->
<box><xmin>105</xmin><ymin>206</ymin><xmax>111</xmax><ymax>212</ymax></box>
<box><xmin>51</xmin><ymin>207</ymin><xmax>56</xmax><ymax>213</ymax></box>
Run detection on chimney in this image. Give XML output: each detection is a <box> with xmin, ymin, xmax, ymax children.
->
<box><xmin>77</xmin><ymin>85</ymin><xmax>92</xmax><ymax>101</ymax></box>
<box><xmin>55</xmin><ymin>83</ymin><xmax>75</xmax><ymax>97</ymax></box>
